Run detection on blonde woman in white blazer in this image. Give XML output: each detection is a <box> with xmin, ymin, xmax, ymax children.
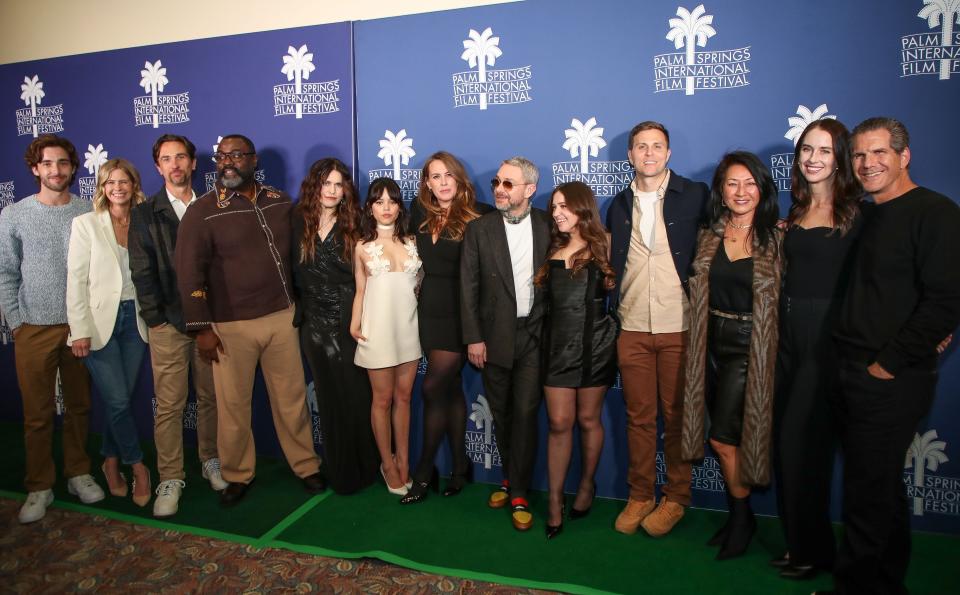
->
<box><xmin>67</xmin><ymin>158</ymin><xmax>151</xmax><ymax>507</ymax></box>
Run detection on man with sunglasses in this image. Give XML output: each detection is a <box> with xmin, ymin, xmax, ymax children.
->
<box><xmin>461</xmin><ymin>157</ymin><xmax>551</xmax><ymax>531</ymax></box>
<box><xmin>175</xmin><ymin>134</ymin><xmax>324</xmax><ymax>507</ymax></box>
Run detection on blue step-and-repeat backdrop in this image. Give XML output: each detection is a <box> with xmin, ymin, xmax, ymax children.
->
<box><xmin>3</xmin><ymin>0</ymin><xmax>960</xmax><ymax>533</ymax></box>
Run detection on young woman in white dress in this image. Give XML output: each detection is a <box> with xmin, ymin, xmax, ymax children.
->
<box><xmin>351</xmin><ymin>177</ymin><xmax>423</xmax><ymax>495</ymax></box>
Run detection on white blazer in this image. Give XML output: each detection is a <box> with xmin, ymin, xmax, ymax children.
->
<box><xmin>66</xmin><ymin>210</ymin><xmax>148</xmax><ymax>350</ymax></box>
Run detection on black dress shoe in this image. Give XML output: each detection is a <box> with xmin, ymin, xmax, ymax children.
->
<box><xmin>219</xmin><ymin>480</ymin><xmax>253</xmax><ymax>507</ymax></box>
<box><xmin>301</xmin><ymin>472</ymin><xmax>326</xmax><ymax>494</ymax></box>
<box><xmin>779</xmin><ymin>564</ymin><xmax>819</xmax><ymax>581</ymax></box>
<box><xmin>769</xmin><ymin>554</ymin><xmax>791</xmax><ymax>568</ymax></box>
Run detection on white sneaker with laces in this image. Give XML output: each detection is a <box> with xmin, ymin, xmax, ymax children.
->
<box><xmin>153</xmin><ymin>479</ymin><xmax>186</xmax><ymax>518</ymax></box>
<box><xmin>67</xmin><ymin>474</ymin><xmax>105</xmax><ymax>504</ymax></box>
<box><xmin>19</xmin><ymin>489</ymin><xmax>54</xmax><ymax>524</ymax></box>
<box><xmin>202</xmin><ymin>458</ymin><xmax>228</xmax><ymax>491</ymax></box>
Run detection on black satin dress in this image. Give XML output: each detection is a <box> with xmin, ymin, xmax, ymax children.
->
<box><xmin>543</xmin><ymin>260</ymin><xmax>618</xmax><ymax>388</ymax></box>
<box><xmin>292</xmin><ymin>219</ymin><xmax>379</xmax><ymax>495</ymax></box>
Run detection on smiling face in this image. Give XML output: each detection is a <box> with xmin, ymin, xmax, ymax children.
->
<box><xmin>103</xmin><ymin>167</ymin><xmax>133</xmax><ymax>210</ymax></box>
<box><xmin>628</xmin><ymin>128</ymin><xmax>671</xmax><ymax>182</ymax></box>
<box><xmin>550</xmin><ymin>190</ymin><xmax>580</xmax><ymax>235</ymax></box>
<box><xmin>155</xmin><ymin>141</ymin><xmax>196</xmax><ymax>189</ymax></box>
<box><xmin>852</xmin><ymin>129</ymin><xmax>911</xmax><ymax>202</ymax></box>
<box><xmin>216</xmin><ymin>137</ymin><xmax>257</xmax><ymax>190</ymax></box>
<box><xmin>320</xmin><ymin>169</ymin><xmax>344</xmax><ymax>210</ymax></box>
<box><xmin>371</xmin><ymin>188</ymin><xmax>399</xmax><ymax>226</ymax></box>
<box><xmin>797</xmin><ymin>126</ymin><xmax>837</xmax><ymax>186</ymax></box>
<box><xmin>32</xmin><ymin>146</ymin><xmax>75</xmax><ymax>194</ymax></box>
<box><xmin>722</xmin><ymin>163</ymin><xmax>760</xmax><ymax>221</ymax></box>
<box><xmin>426</xmin><ymin>159</ymin><xmax>458</xmax><ymax>208</ymax></box>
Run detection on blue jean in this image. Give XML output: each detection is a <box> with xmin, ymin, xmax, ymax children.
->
<box><xmin>84</xmin><ymin>300</ymin><xmax>146</xmax><ymax>464</ymax></box>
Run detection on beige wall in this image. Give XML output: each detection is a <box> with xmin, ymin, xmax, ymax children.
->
<box><xmin>0</xmin><ymin>0</ymin><xmax>513</xmax><ymax>65</ymax></box>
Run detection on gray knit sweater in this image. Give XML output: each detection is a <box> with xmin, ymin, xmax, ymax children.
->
<box><xmin>0</xmin><ymin>194</ymin><xmax>91</xmax><ymax>329</ymax></box>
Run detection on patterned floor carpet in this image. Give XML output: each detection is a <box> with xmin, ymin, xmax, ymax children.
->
<box><xmin>0</xmin><ymin>498</ymin><xmax>550</xmax><ymax>594</ymax></box>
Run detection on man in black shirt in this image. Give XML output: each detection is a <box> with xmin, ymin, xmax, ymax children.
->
<box><xmin>830</xmin><ymin>117</ymin><xmax>960</xmax><ymax>595</ymax></box>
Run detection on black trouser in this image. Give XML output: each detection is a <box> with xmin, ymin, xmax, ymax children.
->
<box><xmin>480</xmin><ymin>317</ymin><xmax>542</xmax><ymax>501</ymax></box>
<box><xmin>834</xmin><ymin>360</ymin><xmax>937</xmax><ymax>595</ymax></box>
<box><xmin>774</xmin><ymin>296</ymin><xmax>838</xmax><ymax>569</ymax></box>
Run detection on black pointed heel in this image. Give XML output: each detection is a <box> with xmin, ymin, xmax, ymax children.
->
<box><xmin>546</xmin><ymin>504</ymin><xmax>565</xmax><ymax>540</ymax></box>
<box><xmin>569</xmin><ymin>485</ymin><xmax>596</xmax><ymax>520</ymax></box>
<box><xmin>400</xmin><ymin>467</ymin><xmax>439</xmax><ymax>505</ymax></box>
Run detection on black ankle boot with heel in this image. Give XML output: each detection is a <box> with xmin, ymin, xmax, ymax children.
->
<box><xmin>716</xmin><ymin>494</ymin><xmax>756</xmax><ymax>560</ymax></box>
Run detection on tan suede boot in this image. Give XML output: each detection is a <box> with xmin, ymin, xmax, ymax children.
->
<box><xmin>614</xmin><ymin>498</ymin><xmax>656</xmax><ymax>534</ymax></box>
<box><xmin>641</xmin><ymin>498</ymin><xmax>685</xmax><ymax>537</ymax></box>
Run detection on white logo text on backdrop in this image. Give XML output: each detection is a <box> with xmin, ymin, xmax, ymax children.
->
<box><xmin>654</xmin><ymin>5</ymin><xmax>751</xmax><ymax>95</ymax></box>
<box><xmin>467</xmin><ymin>394</ymin><xmax>501</xmax><ymax>469</ymax></box>
<box><xmin>552</xmin><ymin>117</ymin><xmax>632</xmax><ymax>199</ymax></box>
<box><xmin>454</xmin><ymin>27</ymin><xmax>533</xmax><ymax>110</ymax></box>
<box><xmin>79</xmin><ymin>144</ymin><xmax>109</xmax><ymax>200</ymax></box>
<box><xmin>770</xmin><ymin>104</ymin><xmax>836</xmax><ymax>193</ymax></box>
<box><xmin>905</xmin><ymin>429</ymin><xmax>958</xmax><ymax>517</ymax></box>
<box><xmin>0</xmin><ymin>180</ymin><xmax>14</xmax><ymax>345</ymax></box>
<box><xmin>368</xmin><ymin>129</ymin><xmax>420</xmax><ymax>201</ymax></box>
<box><xmin>135</xmin><ymin>61</ymin><xmax>190</xmax><ymax>128</ymax></box>
<box><xmin>902</xmin><ymin>0</ymin><xmax>960</xmax><ymax>79</ymax></box>
<box><xmin>276</xmin><ymin>44</ymin><xmax>341</xmax><ymax>118</ymax></box>
<box><xmin>17</xmin><ymin>75</ymin><xmax>64</xmax><ymax>137</ymax></box>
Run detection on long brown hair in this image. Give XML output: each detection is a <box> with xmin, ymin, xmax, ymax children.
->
<box><xmin>786</xmin><ymin>119</ymin><xmax>862</xmax><ymax>235</ymax></box>
<box><xmin>534</xmin><ymin>181</ymin><xmax>615</xmax><ymax>290</ymax></box>
<box><xmin>416</xmin><ymin>151</ymin><xmax>480</xmax><ymax>241</ymax></box>
<box><xmin>296</xmin><ymin>158</ymin><xmax>360</xmax><ymax>264</ymax></box>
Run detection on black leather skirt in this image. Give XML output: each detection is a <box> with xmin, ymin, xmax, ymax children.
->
<box><xmin>706</xmin><ymin>312</ymin><xmax>752</xmax><ymax>446</ymax></box>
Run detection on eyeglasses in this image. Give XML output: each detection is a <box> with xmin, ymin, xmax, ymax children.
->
<box><xmin>212</xmin><ymin>151</ymin><xmax>255</xmax><ymax>163</ymax></box>
<box><xmin>490</xmin><ymin>178</ymin><xmax>530</xmax><ymax>191</ymax></box>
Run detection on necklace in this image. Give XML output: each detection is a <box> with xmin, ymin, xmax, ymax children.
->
<box><xmin>728</xmin><ymin>221</ymin><xmax>752</xmax><ymax>230</ymax></box>
<box><xmin>377</xmin><ymin>223</ymin><xmax>395</xmax><ymax>231</ymax></box>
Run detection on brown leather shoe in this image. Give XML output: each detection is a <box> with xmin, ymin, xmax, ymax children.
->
<box><xmin>614</xmin><ymin>498</ymin><xmax>655</xmax><ymax>534</ymax></box>
<box><xmin>488</xmin><ymin>482</ymin><xmax>510</xmax><ymax>508</ymax></box>
<box><xmin>641</xmin><ymin>499</ymin><xmax>685</xmax><ymax>537</ymax></box>
<box><xmin>511</xmin><ymin>498</ymin><xmax>533</xmax><ymax>531</ymax></box>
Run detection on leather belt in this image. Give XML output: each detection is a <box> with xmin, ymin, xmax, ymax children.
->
<box><xmin>709</xmin><ymin>308</ymin><xmax>753</xmax><ymax>322</ymax></box>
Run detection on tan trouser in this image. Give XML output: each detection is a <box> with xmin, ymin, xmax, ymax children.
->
<box><xmin>211</xmin><ymin>306</ymin><xmax>319</xmax><ymax>484</ymax></box>
<box><xmin>149</xmin><ymin>323</ymin><xmax>218</xmax><ymax>482</ymax></box>
<box><xmin>14</xmin><ymin>323</ymin><xmax>92</xmax><ymax>491</ymax></box>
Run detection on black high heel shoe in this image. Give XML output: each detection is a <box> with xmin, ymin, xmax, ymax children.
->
<box><xmin>442</xmin><ymin>463</ymin><xmax>474</xmax><ymax>497</ymax></box>
<box><xmin>569</xmin><ymin>485</ymin><xmax>596</xmax><ymax>520</ymax></box>
<box><xmin>546</xmin><ymin>504</ymin><xmax>565</xmax><ymax>540</ymax></box>
<box><xmin>399</xmin><ymin>467</ymin><xmax>439</xmax><ymax>505</ymax></box>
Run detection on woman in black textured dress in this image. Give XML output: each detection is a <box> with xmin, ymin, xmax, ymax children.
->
<box><xmin>293</xmin><ymin>158</ymin><xmax>379</xmax><ymax>495</ymax></box>
<box><xmin>401</xmin><ymin>151</ymin><xmax>492</xmax><ymax>504</ymax></box>
<box><xmin>534</xmin><ymin>181</ymin><xmax>618</xmax><ymax>538</ymax></box>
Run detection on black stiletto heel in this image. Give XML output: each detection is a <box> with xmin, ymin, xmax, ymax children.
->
<box><xmin>546</xmin><ymin>504</ymin><xmax>565</xmax><ymax>540</ymax></box>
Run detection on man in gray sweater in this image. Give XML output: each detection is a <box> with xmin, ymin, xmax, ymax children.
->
<box><xmin>0</xmin><ymin>135</ymin><xmax>105</xmax><ymax>523</ymax></box>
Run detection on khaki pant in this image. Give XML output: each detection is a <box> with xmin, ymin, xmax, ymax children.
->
<box><xmin>617</xmin><ymin>330</ymin><xmax>692</xmax><ymax>506</ymax></box>
<box><xmin>149</xmin><ymin>323</ymin><xmax>218</xmax><ymax>482</ymax></box>
<box><xmin>14</xmin><ymin>323</ymin><xmax>92</xmax><ymax>491</ymax></box>
<box><xmin>211</xmin><ymin>307</ymin><xmax>319</xmax><ymax>483</ymax></box>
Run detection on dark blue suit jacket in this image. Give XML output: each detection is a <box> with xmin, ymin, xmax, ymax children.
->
<box><xmin>606</xmin><ymin>170</ymin><xmax>709</xmax><ymax>308</ymax></box>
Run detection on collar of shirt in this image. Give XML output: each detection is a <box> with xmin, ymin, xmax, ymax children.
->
<box><xmin>166</xmin><ymin>187</ymin><xmax>197</xmax><ymax>207</ymax></box>
<box><xmin>630</xmin><ymin>169</ymin><xmax>671</xmax><ymax>205</ymax></box>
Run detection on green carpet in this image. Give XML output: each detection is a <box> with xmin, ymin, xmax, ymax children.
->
<box><xmin>3</xmin><ymin>421</ymin><xmax>960</xmax><ymax>593</ymax></box>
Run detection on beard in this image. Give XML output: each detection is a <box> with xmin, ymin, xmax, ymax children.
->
<box><xmin>219</xmin><ymin>167</ymin><xmax>250</xmax><ymax>189</ymax></box>
<box><xmin>41</xmin><ymin>175</ymin><xmax>70</xmax><ymax>193</ymax></box>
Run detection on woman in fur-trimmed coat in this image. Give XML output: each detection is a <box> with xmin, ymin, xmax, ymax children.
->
<box><xmin>680</xmin><ymin>151</ymin><xmax>783</xmax><ymax>561</ymax></box>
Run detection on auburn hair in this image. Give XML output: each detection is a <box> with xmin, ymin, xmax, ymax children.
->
<box><xmin>416</xmin><ymin>151</ymin><xmax>481</xmax><ymax>241</ymax></box>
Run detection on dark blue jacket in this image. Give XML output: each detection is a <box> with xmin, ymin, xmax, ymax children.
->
<box><xmin>606</xmin><ymin>171</ymin><xmax>709</xmax><ymax>307</ymax></box>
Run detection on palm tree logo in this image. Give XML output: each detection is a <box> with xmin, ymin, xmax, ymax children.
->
<box><xmin>19</xmin><ymin>75</ymin><xmax>45</xmax><ymax>138</ymax></box>
<box><xmin>461</xmin><ymin>27</ymin><xmax>503</xmax><ymax>110</ymax></box>
<box><xmin>139</xmin><ymin>60</ymin><xmax>169</xmax><ymax>129</ymax></box>
<box><xmin>918</xmin><ymin>0</ymin><xmax>960</xmax><ymax>80</ymax></box>
<box><xmin>666</xmin><ymin>4</ymin><xmax>717</xmax><ymax>96</ymax></box>
<box><xmin>783</xmin><ymin>104</ymin><xmax>836</xmax><ymax>146</ymax></box>
<box><xmin>563</xmin><ymin>117</ymin><xmax>608</xmax><ymax>175</ymax></box>
<box><xmin>469</xmin><ymin>394</ymin><xmax>495</xmax><ymax>469</ymax></box>
<box><xmin>83</xmin><ymin>144</ymin><xmax>109</xmax><ymax>177</ymax></box>
<box><xmin>905</xmin><ymin>429</ymin><xmax>949</xmax><ymax>516</ymax></box>
<box><xmin>281</xmin><ymin>44</ymin><xmax>316</xmax><ymax>119</ymax></box>
<box><xmin>377</xmin><ymin>130</ymin><xmax>416</xmax><ymax>180</ymax></box>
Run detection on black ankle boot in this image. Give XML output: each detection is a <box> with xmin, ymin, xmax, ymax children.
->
<box><xmin>716</xmin><ymin>495</ymin><xmax>756</xmax><ymax>560</ymax></box>
<box><xmin>400</xmin><ymin>467</ymin><xmax>439</xmax><ymax>505</ymax></box>
<box><xmin>707</xmin><ymin>492</ymin><xmax>735</xmax><ymax>546</ymax></box>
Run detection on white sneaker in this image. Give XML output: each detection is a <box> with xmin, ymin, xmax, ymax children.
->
<box><xmin>153</xmin><ymin>479</ymin><xmax>186</xmax><ymax>518</ymax></box>
<box><xmin>19</xmin><ymin>489</ymin><xmax>54</xmax><ymax>524</ymax></box>
<box><xmin>67</xmin><ymin>474</ymin><xmax>105</xmax><ymax>504</ymax></box>
<box><xmin>202</xmin><ymin>458</ymin><xmax>228</xmax><ymax>491</ymax></box>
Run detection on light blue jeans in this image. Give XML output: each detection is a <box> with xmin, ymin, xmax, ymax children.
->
<box><xmin>84</xmin><ymin>300</ymin><xmax>146</xmax><ymax>464</ymax></box>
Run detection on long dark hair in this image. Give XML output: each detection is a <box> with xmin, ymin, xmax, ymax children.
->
<box><xmin>416</xmin><ymin>151</ymin><xmax>481</xmax><ymax>241</ymax></box>
<box><xmin>296</xmin><ymin>158</ymin><xmax>359</xmax><ymax>264</ymax></box>
<box><xmin>786</xmin><ymin>119</ymin><xmax>862</xmax><ymax>234</ymax></box>
<box><xmin>707</xmin><ymin>151</ymin><xmax>779</xmax><ymax>252</ymax></box>
<box><xmin>534</xmin><ymin>181</ymin><xmax>615</xmax><ymax>289</ymax></box>
<box><xmin>359</xmin><ymin>177</ymin><xmax>409</xmax><ymax>243</ymax></box>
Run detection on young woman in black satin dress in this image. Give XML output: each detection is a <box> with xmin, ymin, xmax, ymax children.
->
<box><xmin>772</xmin><ymin>119</ymin><xmax>862</xmax><ymax>580</ymax></box>
<box><xmin>401</xmin><ymin>151</ymin><xmax>492</xmax><ymax>504</ymax></box>
<box><xmin>292</xmin><ymin>158</ymin><xmax>379</xmax><ymax>495</ymax></box>
<box><xmin>534</xmin><ymin>181</ymin><xmax>618</xmax><ymax>539</ymax></box>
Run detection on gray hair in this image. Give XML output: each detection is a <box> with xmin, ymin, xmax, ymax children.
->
<box><xmin>503</xmin><ymin>156</ymin><xmax>539</xmax><ymax>185</ymax></box>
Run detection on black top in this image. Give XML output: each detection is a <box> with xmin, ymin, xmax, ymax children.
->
<box><xmin>836</xmin><ymin>187</ymin><xmax>960</xmax><ymax>373</ymax></box>
<box><xmin>709</xmin><ymin>246</ymin><xmax>753</xmax><ymax>313</ymax></box>
<box><xmin>783</xmin><ymin>213</ymin><xmax>862</xmax><ymax>300</ymax></box>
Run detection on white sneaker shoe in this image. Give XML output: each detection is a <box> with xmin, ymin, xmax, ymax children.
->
<box><xmin>153</xmin><ymin>479</ymin><xmax>186</xmax><ymax>518</ymax></box>
<box><xmin>202</xmin><ymin>458</ymin><xmax>228</xmax><ymax>491</ymax></box>
<box><xmin>67</xmin><ymin>474</ymin><xmax>105</xmax><ymax>504</ymax></box>
<box><xmin>19</xmin><ymin>489</ymin><xmax>54</xmax><ymax>524</ymax></box>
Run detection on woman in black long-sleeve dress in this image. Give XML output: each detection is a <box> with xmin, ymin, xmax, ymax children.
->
<box><xmin>401</xmin><ymin>151</ymin><xmax>492</xmax><ymax>504</ymax></box>
<box><xmin>293</xmin><ymin>158</ymin><xmax>379</xmax><ymax>495</ymax></box>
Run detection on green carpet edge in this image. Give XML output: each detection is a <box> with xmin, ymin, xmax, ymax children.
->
<box><xmin>268</xmin><ymin>537</ymin><xmax>616</xmax><ymax>595</ymax></box>
<box><xmin>255</xmin><ymin>491</ymin><xmax>329</xmax><ymax>546</ymax></box>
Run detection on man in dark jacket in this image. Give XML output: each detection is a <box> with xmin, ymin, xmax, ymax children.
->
<box><xmin>606</xmin><ymin>122</ymin><xmax>708</xmax><ymax>537</ymax></box>
<box><xmin>129</xmin><ymin>134</ymin><xmax>224</xmax><ymax>518</ymax></box>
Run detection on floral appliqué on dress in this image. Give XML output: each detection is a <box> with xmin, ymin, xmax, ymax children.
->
<box><xmin>363</xmin><ymin>239</ymin><xmax>422</xmax><ymax>276</ymax></box>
